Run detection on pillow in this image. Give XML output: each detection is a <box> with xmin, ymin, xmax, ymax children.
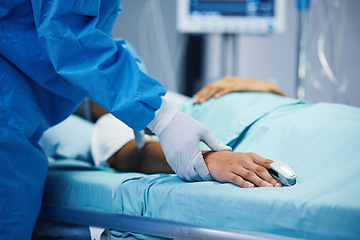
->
<box><xmin>38</xmin><ymin>114</ymin><xmax>94</xmax><ymax>164</ymax></box>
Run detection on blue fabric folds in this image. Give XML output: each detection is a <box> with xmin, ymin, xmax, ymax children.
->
<box><xmin>42</xmin><ymin>93</ymin><xmax>360</xmax><ymax>240</ymax></box>
<box><xmin>0</xmin><ymin>0</ymin><xmax>165</xmax><ymax>238</ymax></box>
<box><xmin>177</xmin><ymin>92</ymin><xmax>302</xmax><ymax>148</ymax></box>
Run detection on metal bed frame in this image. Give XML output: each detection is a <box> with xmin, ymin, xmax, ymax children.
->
<box><xmin>39</xmin><ymin>203</ymin><xmax>301</xmax><ymax>240</ymax></box>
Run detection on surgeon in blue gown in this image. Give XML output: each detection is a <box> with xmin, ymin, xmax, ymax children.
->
<box><xmin>0</xmin><ymin>0</ymin><xmax>232</xmax><ymax>238</ymax></box>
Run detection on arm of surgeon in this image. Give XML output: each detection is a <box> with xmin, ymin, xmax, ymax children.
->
<box><xmin>107</xmin><ymin>140</ymin><xmax>281</xmax><ymax>188</ymax></box>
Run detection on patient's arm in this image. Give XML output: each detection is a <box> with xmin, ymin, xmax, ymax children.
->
<box><xmin>107</xmin><ymin>140</ymin><xmax>281</xmax><ymax>188</ymax></box>
<box><xmin>89</xmin><ymin>99</ymin><xmax>109</xmax><ymax>122</ymax></box>
<box><xmin>107</xmin><ymin>139</ymin><xmax>173</xmax><ymax>175</ymax></box>
<box><xmin>193</xmin><ymin>75</ymin><xmax>286</xmax><ymax>104</ymax></box>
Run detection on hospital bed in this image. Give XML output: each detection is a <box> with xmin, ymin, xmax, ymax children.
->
<box><xmin>34</xmin><ymin>93</ymin><xmax>360</xmax><ymax>240</ymax></box>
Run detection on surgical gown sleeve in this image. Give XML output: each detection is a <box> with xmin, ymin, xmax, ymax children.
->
<box><xmin>30</xmin><ymin>0</ymin><xmax>166</xmax><ymax>131</ymax></box>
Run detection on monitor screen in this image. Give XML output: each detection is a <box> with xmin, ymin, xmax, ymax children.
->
<box><xmin>177</xmin><ymin>0</ymin><xmax>285</xmax><ymax>34</ymax></box>
<box><xmin>190</xmin><ymin>0</ymin><xmax>274</xmax><ymax>17</ymax></box>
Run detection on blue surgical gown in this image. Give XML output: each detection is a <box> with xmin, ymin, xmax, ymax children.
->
<box><xmin>0</xmin><ymin>0</ymin><xmax>166</xmax><ymax>238</ymax></box>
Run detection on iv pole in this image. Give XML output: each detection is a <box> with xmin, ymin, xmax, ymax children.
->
<box><xmin>296</xmin><ymin>0</ymin><xmax>310</xmax><ymax>100</ymax></box>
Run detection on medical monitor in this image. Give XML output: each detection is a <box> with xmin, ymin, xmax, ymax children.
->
<box><xmin>177</xmin><ymin>0</ymin><xmax>286</xmax><ymax>34</ymax></box>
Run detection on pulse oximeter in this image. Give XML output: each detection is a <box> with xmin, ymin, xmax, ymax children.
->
<box><xmin>268</xmin><ymin>161</ymin><xmax>297</xmax><ymax>186</ymax></box>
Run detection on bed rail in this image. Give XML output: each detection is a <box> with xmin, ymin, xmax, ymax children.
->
<box><xmin>39</xmin><ymin>203</ymin><xmax>301</xmax><ymax>240</ymax></box>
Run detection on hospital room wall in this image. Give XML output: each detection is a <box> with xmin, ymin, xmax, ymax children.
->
<box><xmin>112</xmin><ymin>0</ymin><xmax>360</xmax><ymax>108</ymax></box>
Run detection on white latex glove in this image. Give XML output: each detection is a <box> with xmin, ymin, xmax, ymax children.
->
<box><xmin>147</xmin><ymin>98</ymin><xmax>232</xmax><ymax>181</ymax></box>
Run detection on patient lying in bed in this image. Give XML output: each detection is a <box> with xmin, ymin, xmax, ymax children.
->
<box><xmin>40</xmin><ymin>76</ymin><xmax>285</xmax><ymax>188</ymax></box>
<box><xmin>90</xmin><ymin>76</ymin><xmax>286</xmax><ymax>188</ymax></box>
<box><xmin>37</xmin><ymin>77</ymin><xmax>360</xmax><ymax>240</ymax></box>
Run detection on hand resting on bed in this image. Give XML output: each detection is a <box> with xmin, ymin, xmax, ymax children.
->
<box><xmin>106</xmin><ymin>138</ymin><xmax>281</xmax><ymax>188</ymax></box>
<box><xmin>193</xmin><ymin>75</ymin><xmax>286</xmax><ymax>104</ymax></box>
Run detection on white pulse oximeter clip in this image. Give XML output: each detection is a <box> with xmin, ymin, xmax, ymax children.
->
<box><xmin>268</xmin><ymin>161</ymin><xmax>297</xmax><ymax>186</ymax></box>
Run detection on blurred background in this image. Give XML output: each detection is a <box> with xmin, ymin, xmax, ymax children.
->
<box><xmin>112</xmin><ymin>0</ymin><xmax>360</xmax><ymax>107</ymax></box>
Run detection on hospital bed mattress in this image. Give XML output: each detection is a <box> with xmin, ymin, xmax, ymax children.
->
<box><xmin>40</xmin><ymin>93</ymin><xmax>360</xmax><ymax>240</ymax></box>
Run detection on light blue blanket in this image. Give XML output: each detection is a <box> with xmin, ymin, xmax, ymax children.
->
<box><xmin>41</xmin><ymin>93</ymin><xmax>360</xmax><ymax>240</ymax></box>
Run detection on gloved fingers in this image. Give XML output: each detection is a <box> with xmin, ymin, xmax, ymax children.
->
<box><xmin>179</xmin><ymin>145</ymin><xmax>203</xmax><ymax>182</ymax></box>
<box><xmin>162</xmin><ymin>142</ymin><xmax>199</xmax><ymax>182</ymax></box>
<box><xmin>200</xmin><ymin>130</ymin><xmax>232</xmax><ymax>152</ymax></box>
<box><xmin>193</xmin><ymin>151</ymin><xmax>213</xmax><ymax>181</ymax></box>
<box><xmin>176</xmin><ymin>162</ymin><xmax>199</xmax><ymax>182</ymax></box>
<box><xmin>187</xmin><ymin>167</ymin><xmax>203</xmax><ymax>182</ymax></box>
<box><xmin>175</xmin><ymin>169</ymin><xmax>192</xmax><ymax>182</ymax></box>
<box><xmin>156</xmin><ymin>110</ymin><xmax>228</xmax><ymax>182</ymax></box>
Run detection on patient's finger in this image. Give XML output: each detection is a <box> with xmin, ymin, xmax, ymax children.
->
<box><xmin>233</xmin><ymin>167</ymin><xmax>273</xmax><ymax>188</ymax></box>
<box><xmin>214</xmin><ymin>88</ymin><xmax>232</xmax><ymax>98</ymax></box>
<box><xmin>270</xmin><ymin>88</ymin><xmax>287</xmax><ymax>97</ymax></box>
<box><xmin>193</xmin><ymin>86</ymin><xmax>219</xmax><ymax>103</ymax></box>
<box><xmin>248</xmin><ymin>152</ymin><xmax>273</xmax><ymax>169</ymax></box>
<box><xmin>246</xmin><ymin>153</ymin><xmax>281</xmax><ymax>186</ymax></box>
<box><xmin>250</xmin><ymin>164</ymin><xmax>280</xmax><ymax>187</ymax></box>
<box><xmin>228</xmin><ymin>173</ymin><xmax>254</xmax><ymax>188</ymax></box>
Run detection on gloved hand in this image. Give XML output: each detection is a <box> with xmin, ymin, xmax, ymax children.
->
<box><xmin>147</xmin><ymin>98</ymin><xmax>231</xmax><ymax>181</ymax></box>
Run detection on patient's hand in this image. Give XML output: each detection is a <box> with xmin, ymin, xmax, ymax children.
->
<box><xmin>193</xmin><ymin>75</ymin><xmax>286</xmax><ymax>104</ymax></box>
<box><xmin>203</xmin><ymin>151</ymin><xmax>282</xmax><ymax>188</ymax></box>
<box><xmin>108</xmin><ymin>139</ymin><xmax>281</xmax><ymax>188</ymax></box>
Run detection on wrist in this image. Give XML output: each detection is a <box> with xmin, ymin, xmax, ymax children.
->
<box><xmin>202</xmin><ymin>151</ymin><xmax>214</xmax><ymax>163</ymax></box>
